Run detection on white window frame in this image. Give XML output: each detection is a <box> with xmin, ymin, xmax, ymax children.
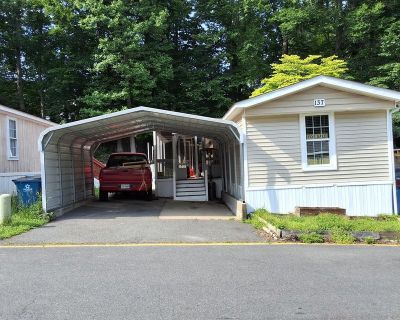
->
<box><xmin>6</xmin><ymin>117</ymin><xmax>19</xmax><ymax>160</ymax></box>
<box><xmin>299</xmin><ymin>112</ymin><xmax>337</xmax><ymax>171</ymax></box>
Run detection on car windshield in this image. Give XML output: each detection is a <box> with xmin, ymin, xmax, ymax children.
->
<box><xmin>107</xmin><ymin>154</ymin><xmax>148</xmax><ymax>167</ymax></box>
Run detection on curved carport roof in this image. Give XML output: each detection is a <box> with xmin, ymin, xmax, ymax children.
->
<box><xmin>39</xmin><ymin>107</ymin><xmax>242</xmax><ymax>213</ymax></box>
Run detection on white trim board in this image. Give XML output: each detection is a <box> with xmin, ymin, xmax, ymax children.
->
<box><xmin>223</xmin><ymin>75</ymin><xmax>400</xmax><ymax>120</ymax></box>
<box><xmin>246</xmin><ymin>180</ymin><xmax>394</xmax><ymax>191</ymax></box>
<box><xmin>388</xmin><ymin>107</ymin><xmax>398</xmax><ymax>214</ymax></box>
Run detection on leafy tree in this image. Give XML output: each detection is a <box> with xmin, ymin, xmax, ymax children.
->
<box><xmin>192</xmin><ymin>0</ymin><xmax>279</xmax><ymax>116</ymax></box>
<box><xmin>0</xmin><ymin>0</ymin><xmax>28</xmax><ymax>110</ymax></box>
<box><xmin>369</xmin><ymin>20</ymin><xmax>400</xmax><ymax>91</ymax></box>
<box><xmin>251</xmin><ymin>54</ymin><xmax>348</xmax><ymax>97</ymax></box>
<box><xmin>0</xmin><ymin>0</ymin><xmax>399</xmax><ymax>122</ymax></box>
<box><xmin>77</xmin><ymin>0</ymin><xmax>173</xmax><ymax>115</ymax></box>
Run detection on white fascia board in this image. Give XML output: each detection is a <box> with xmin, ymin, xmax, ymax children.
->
<box><xmin>0</xmin><ymin>104</ymin><xmax>55</xmax><ymax>126</ymax></box>
<box><xmin>223</xmin><ymin>75</ymin><xmax>400</xmax><ymax>120</ymax></box>
<box><xmin>38</xmin><ymin>106</ymin><xmax>242</xmax><ymax>151</ymax></box>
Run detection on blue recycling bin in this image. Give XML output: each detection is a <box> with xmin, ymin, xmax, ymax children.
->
<box><xmin>12</xmin><ymin>176</ymin><xmax>42</xmax><ymax>206</ymax></box>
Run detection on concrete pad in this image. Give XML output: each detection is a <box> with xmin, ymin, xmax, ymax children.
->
<box><xmin>159</xmin><ymin>200</ymin><xmax>234</xmax><ymax>220</ymax></box>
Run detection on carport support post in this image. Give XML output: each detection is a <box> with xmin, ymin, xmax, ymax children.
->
<box><xmin>223</xmin><ymin>143</ymin><xmax>228</xmax><ymax>192</ymax></box>
<box><xmin>240</xmin><ymin>140</ymin><xmax>245</xmax><ymax>202</ymax></box>
<box><xmin>172</xmin><ymin>134</ymin><xmax>177</xmax><ymax>199</ymax></box>
<box><xmin>117</xmin><ymin>139</ymin><xmax>123</xmax><ymax>152</ymax></box>
<box><xmin>194</xmin><ymin>136</ymin><xmax>199</xmax><ymax>177</ymax></box>
<box><xmin>153</xmin><ymin>131</ymin><xmax>158</xmax><ymax>197</ymax></box>
<box><xmin>228</xmin><ymin>143</ymin><xmax>232</xmax><ymax>195</ymax></box>
<box><xmin>130</xmin><ymin>135</ymin><xmax>136</xmax><ymax>152</ymax></box>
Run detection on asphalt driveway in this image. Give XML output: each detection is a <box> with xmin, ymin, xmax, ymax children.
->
<box><xmin>1</xmin><ymin>198</ymin><xmax>262</xmax><ymax>244</ymax></box>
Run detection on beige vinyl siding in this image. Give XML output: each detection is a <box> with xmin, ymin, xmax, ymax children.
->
<box><xmin>246</xmin><ymin>86</ymin><xmax>394</xmax><ymax>117</ymax></box>
<box><xmin>246</xmin><ymin>110</ymin><xmax>389</xmax><ymax>187</ymax></box>
<box><xmin>0</xmin><ymin>111</ymin><xmax>52</xmax><ymax>173</ymax></box>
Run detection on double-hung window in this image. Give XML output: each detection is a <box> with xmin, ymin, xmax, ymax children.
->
<box><xmin>7</xmin><ymin>118</ymin><xmax>18</xmax><ymax>160</ymax></box>
<box><xmin>300</xmin><ymin>113</ymin><xmax>336</xmax><ymax>171</ymax></box>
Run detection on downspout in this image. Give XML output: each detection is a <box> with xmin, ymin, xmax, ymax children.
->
<box><xmin>389</xmin><ymin>103</ymin><xmax>400</xmax><ymax>214</ymax></box>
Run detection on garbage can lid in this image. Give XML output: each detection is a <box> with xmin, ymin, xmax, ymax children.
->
<box><xmin>12</xmin><ymin>175</ymin><xmax>42</xmax><ymax>183</ymax></box>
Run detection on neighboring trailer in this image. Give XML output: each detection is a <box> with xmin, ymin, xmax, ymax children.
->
<box><xmin>0</xmin><ymin>105</ymin><xmax>54</xmax><ymax>194</ymax></box>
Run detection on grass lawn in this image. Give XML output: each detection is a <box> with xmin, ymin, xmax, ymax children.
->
<box><xmin>0</xmin><ymin>198</ymin><xmax>49</xmax><ymax>240</ymax></box>
<box><xmin>248</xmin><ymin>209</ymin><xmax>400</xmax><ymax>244</ymax></box>
<box><xmin>253</xmin><ymin>209</ymin><xmax>400</xmax><ymax>232</ymax></box>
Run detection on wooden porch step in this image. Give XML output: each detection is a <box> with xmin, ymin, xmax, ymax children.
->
<box><xmin>176</xmin><ymin>179</ymin><xmax>204</xmax><ymax>185</ymax></box>
<box><xmin>176</xmin><ymin>186</ymin><xmax>205</xmax><ymax>192</ymax></box>
<box><xmin>176</xmin><ymin>190</ymin><xmax>206</xmax><ymax>197</ymax></box>
<box><xmin>175</xmin><ymin>195</ymin><xmax>208</xmax><ymax>201</ymax></box>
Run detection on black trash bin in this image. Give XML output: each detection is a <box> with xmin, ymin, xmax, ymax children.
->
<box><xmin>12</xmin><ymin>176</ymin><xmax>42</xmax><ymax>206</ymax></box>
<box><xmin>208</xmin><ymin>181</ymin><xmax>216</xmax><ymax>201</ymax></box>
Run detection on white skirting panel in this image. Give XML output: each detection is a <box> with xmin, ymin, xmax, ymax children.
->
<box><xmin>246</xmin><ymin>183</ymin><xmax>394</xmax><ymax>216</ymax></box>
<box><xmin>0</xmin><ymin>172</ymin><xmax>40</xmax><ymax>195</ymax></box>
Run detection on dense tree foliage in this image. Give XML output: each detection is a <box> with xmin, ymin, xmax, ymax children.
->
<box><xmin>0</xmin><ymin>0</ymin><xmax>398</xmax><ymax>122</ymax></box>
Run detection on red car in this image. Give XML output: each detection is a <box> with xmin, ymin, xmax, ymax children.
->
<box><xmin>99</xmin><ymin>153</ymin><xmax>152</xmax><ymax>201</ymax></box>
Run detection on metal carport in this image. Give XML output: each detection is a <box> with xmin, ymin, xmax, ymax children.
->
<box><xmin>38</xmin><ymin>107</ymin><xmax>243</xmax><ymax>215</ymax></box>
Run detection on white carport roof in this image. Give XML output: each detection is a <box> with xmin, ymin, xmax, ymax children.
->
<box><xmin>39</xmin><ymin>107</ymin><xmax>241</xmax><ymax>213</ymax></box>
<box><xmin>40</xmin><ymin>106</ymin><xmax>241</xmax><ymax>151</ymax></box>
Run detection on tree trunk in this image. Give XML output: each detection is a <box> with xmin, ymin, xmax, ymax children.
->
<box><xmin>282</xmin><ymin>36</ymin><xmax>289</xmax><ymax>55</ymax></box>
<box><xmin>127</xmin><ymin>94</ymin><xmax>133</xmax><ymax>108</ymax></box>
<box><xmin>15</xmin><ymin>46</ymin><xmax>25</xmax><ymax>111</ymax></box>
<box><xmin>13</xmin><ymin>2</ymin><xmax>25</xmax><ymax>111</ymax></box>
<box><xmin>335</xmin><ymin>25</ymin><xmax>343</xmax><ymax>56</ymax></box>
<box><xmin>335</xmin><ymin>0</ymin><xmax>344</xmax><ymax>56</ymax></box>
<box><xmin>39</xmin><ymin>81</ymin><xmax>45</xmax><ymax>118</ymax></box>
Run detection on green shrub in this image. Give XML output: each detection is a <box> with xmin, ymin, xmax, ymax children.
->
<box><xmin>364</xmin><ymin>236</ymin><xmax>376</xmax><ymax>244</ymax></box>
<box><xmin>331</xmin><ymin>229</ymin><xmax>355</xmax><ymax>244</ymax></box>
<box><xmin>299</xmin><ymin>232</ymin><xmax>324</xmax><ymax>243</ymax></box>
<box><xmin>0</xmin><ymin>197</ymin><xmax>49</xmax><ymax>240</ymax></box>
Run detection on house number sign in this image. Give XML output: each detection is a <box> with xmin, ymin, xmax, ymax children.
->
<box><xmin>314</xmin><ymin>98</ymin><xmax>326</xmax><ymax>107</ymax></box>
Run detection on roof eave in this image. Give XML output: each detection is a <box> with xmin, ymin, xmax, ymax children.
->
<box><xmin>222</xmin><ymin>76</ymin><xmax>400</xmax><ymax>120</ymax></box>
<box><xmin>0</xmin><ymin>104</ymin><xmax>56</xmax><ymax>126</ymax></box>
